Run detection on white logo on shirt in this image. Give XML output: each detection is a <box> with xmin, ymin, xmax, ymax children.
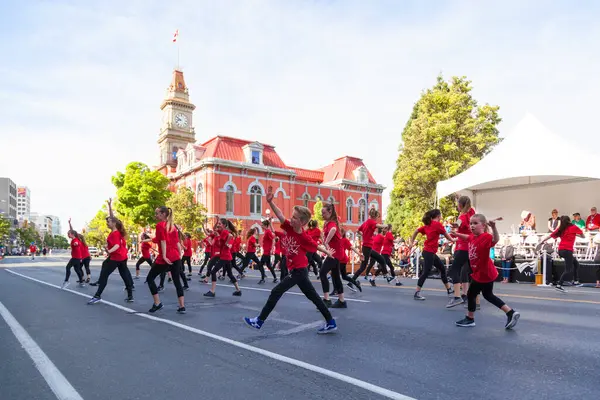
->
<box><xmin>468</xmin><ymin>242</ymin><xmax>478</xmax><ymax>268</ymax></box>
<box><xmin>281</xmin><ymin>236</ymin><xmax>300</xmax><ymax>256</ymax></box>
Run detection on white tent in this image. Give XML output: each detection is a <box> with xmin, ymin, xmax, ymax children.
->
<box><xmin>436</xmin><ymin>114</ymin><xmax>600</xmax><ymax>233</ymax></box>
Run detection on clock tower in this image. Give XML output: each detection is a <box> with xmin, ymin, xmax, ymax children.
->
<box><xmin>158</xmin><ymin>69</ymin><xmax>196</xmax><ymax>167</ymax></box>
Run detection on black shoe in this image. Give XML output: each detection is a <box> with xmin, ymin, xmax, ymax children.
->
<box><xmin>505</xmin><ymin>311</ymin><xmax>520</xmax><ymax>329</ymax></box>
<box><xmin>369</xmin><ymin>279</ymin><xmax>376</xmax><ymax>287</ymax></box>
<box><xmin>386</xmin><ymin>277</ymin><xmax>394</xmax><ymax>283</ymax></box>
<box><xmin>330</xmin><ymin>300</ymin><xmax>347</xmax><ymax>309</ymax></box>
<box><xmin>354</xmin><ymin>280</ymin><xmax>363</xmax><ymax>292</ymax></box>
<box><xmin>555</xmin><ymin>285</ymin><xmax>567</xmax><ymax>293</ymax></box>
<box><xmin>125</xmin><ymin>296</ymin><xmax>134</xmax><ymax>303</ymax></box>
<box><xmin>329</xmin><ymin>290</ymin><xmax>337</xmax><ymax>296</ymax></box>
<box><xmin>89</xmin><ymin>281</ymin><xmax>98</xmax><ymax>286</ymax></box>
<box><xmin>85</xmin><ymin>277</ymin><xmax>91</xmax><ymax>283</ymax></box>
<box><xmin>414</xmin><ymin>292</ymin><xmax>425</xmax><ymax>301</ymax></box>
<box><xmin>258</xmin><ymin>279</ymin><xmax>265</xmax><ymax>284</ymax></box>
<box><xmin>395</xmin><ymin>281</ymin><xmax>403</xmax><ymax>286</ymax></box>
<box><xmin>149</xmin><ymin>303</ymin><xmax>163</xmax><ymax>313</ymax></box>
<box><xmin>273</xmin><ymin>278</ymin><xmax>279</xmax><ymax>284</ymax></box>
<box><xmin>157</xmin><ymin>286</ymin><xmax>165</xmax><ymax>292</ymax></box>
<box><xmin>204</xmin><ymin>291</ymin><xmax>215</xmax><ymax>297</ymax></box>
<box><xmin>455</xmin><ymin>316</ymin><xmax>475</xmax><ymax>327</ymax></box>
<box><xmin>168</xmin><ymin>277</ymin><xmax>172</xmax><ymax>283</ymax></box>
<box><xmin>183</xmin><ymin>286</ymin><xmax>190</xmax><ymax>291</ymax></box>
<box><xmin>186</xmin><ymin>277</ymin><xmax>192</xmax><ymax>281</ymax></box>
<box><xmin>232</xmin><ymin>290</ymin><xmax>242</xmax><ymax>296</ymax></box>
<box><xmin>323</xmin><ymin>298</ymin><xmax>332</xmax><ymax>307</ymax></box>
<box><xmin>177</xmin><ymin>307</ymin><xmax>186</xmax><ymax>314</ymax></box>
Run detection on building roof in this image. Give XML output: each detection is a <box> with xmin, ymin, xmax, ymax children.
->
<box><xmin>320</xmin><ymin>156</ymin><xmax>377</xmax><ymax>184</ymax></box>
<box><xmin>288</xmin><ymin>166</ymin><xmax>324</xmax><ymax>183</ymax></box>
<box><xmin>200</xmin><ymin>136</ymin><xmax>287</xmax><ymax>169</ymax></box>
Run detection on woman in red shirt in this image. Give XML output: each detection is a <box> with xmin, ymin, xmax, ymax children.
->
<box><xmin>146</xmin><ymin>206</ymin><xmax>186</xmax><ymax>314</ymax></box>
<box><xmin>447</xmin><ymin>196</ymin><xmax>476</xmax><ymax>308</ymax></box>
<box><xmin>232</xmin><ymin>231</ymin><xmax>244</xmax><ymax>278</ymax></box>
<box><xmin>135</xmin><ymin>233</ymin><xmax>154</xmax><ymax>279</ymax></box>
<box><xmin>410</xmin><ymin>209</ymin><xmax>455</xmax><ymax>301</ymax></box>
<box><xmin>453</xmin><ymin>214</ymin><xmax>520</xmax><ymax>329</ymax></box>
<box><xmin>198</xmin><ymin>236</ymin><xmax>212</xmax><ymax>276</ymax></box>
<box><xmin>204</xmin><ymin>219</ymin><xmax>242</xmax><ymax>297</ymax></box>
<box><xmin>351</xmin><ymin>207</ymin><xmax>386</xmax><ymax>285</ymax></box>
<box><xmin>88</xmin><ymin>208</ymin><xmax>135</xmax><ymax>304</ymax></box>
<box><xmin>240</xmin><ymin>228</ymin><xmax>261</xmax><ymax>275</ymax></box>
<box><xmin>539</xmin><ymin>215</ymin><xmax>585</xmax><ymax>293</ymax></box>
<box><xmin>68</xmin><ymin>217</ymin><xmax>92</xmax><ymax>283</ymax></box>
<box><xmin>182</xmin><ymin>233</ymin><xmax>194</xmax><ymax>276</ymax></box>
<box><xmin>338</xmin><ymin>227</ymin><xmax>363</xmax><ymax>292</ymax></box>
<box><xmin>364</xmin><ymin>228</ymin><xmax>392</xmax><ymax>286</ymax></box>
<box><xmin>318</xmin><ymin>202</ymin><xmax>347</xmax><ymax>308</ymax></box>
<box><xmin>244</xmin><ymin>186</ymin><xmax>337</xmax><ymax>334</ymax></box>
<box><xmin>273</xmin><ymin>231</ymin><xmax>288</xmax><ymax>280</ymax></box>
<box><xmin>306</xmin><ymin>220</ymin><xmax>323</xmax><ymax>276</ymax></box>
<box><xmin>380</xmin><ymin>224</ymin><xmax>401</xmax><ymax>286</ymax></box>
<box><xmin>257</xmin><ymin>219</ymin><xmax>278</xmax><ymax>284</ymax></box>
<box><xmin>62</xmin><ymin>229</ymin><xmax>85</xmax><ymax>289</ymax></box>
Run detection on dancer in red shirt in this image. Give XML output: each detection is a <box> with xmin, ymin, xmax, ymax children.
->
<box><xmin>136</xmin><ymin>233</ymin><xmax>154</xmax><ymax>279</ymax></box>
<box><xmin>68</xmin><ymin>218</ymin><xmax>92</xmax><ymax>283</ymax></box>
<box><xmin>257</xmin><ymin>219</ymin><xmax>278</xmax><ymax>284</ymax></box>
<box><xmin>351</xmin><ymin>208</ymin><xmax>386</xmax><ymax>285</ymax></box>
<box><xmin>410</xmin><ymin>209</ymin><xmax>455</xmax><ymax>301</ymax></box>
<box><xmin>198</xmin><ymin>236</ymin><xmax>212</xmax><ymax>276</ymax></box>
<box><xmin>453</xmin><ymin>214</ymin><xmax>520</xmax><ymax>329</ymax></box>
<box><xmin>338</xmin><ymin>227</ymin><xmax>363</xmax><ymax>292</ymax></box>
<box><xmin>29</xmin><ymin>243</ymin><xmax>37</xmax><ymax>260</ymax></box>
<box><xmin>539</xmin><ymin>215</ymin><xmax>585</xmax><ymax>293</ymax></box>
<box><xmin>306</xmin><ymin>220</ymin><xmax>323</xmax><ymax>276</ymax></box>
<box><xmin>245</xmin><ymin>186</ymin><xmax>337</xmax><ymax>334</ymax></box>
<box><xmin>204</xmin><ymin>219</ymin><xmax>242</xmax><ymax>297</ymax></box>
<box><xmin>318</xmin><ymin>202</ymin><xmax>348</xmax><ymax>308</ymax></box>
<box><xmin>380</xmin><ymin>224</ymin><xmax>401</xmax><ymax>286</ymax></box>
<box><xmin>182</xmin><ymin>233</ymin><xmax>194</xmax><ymax>276</ymax></box>
<box><xmin>240</xmin><ymin>228</ymin><xmax>261</xmax><ymax>275</ymax></box>
<box><xmin>62</xmin><ymin>229</ymin><xmax>85</xmax><ymax>289</ymax></box>
<box><xmin>273</xmin><ymin>231</ymin><xmax>288</xmax><ymax>280</ymax></box>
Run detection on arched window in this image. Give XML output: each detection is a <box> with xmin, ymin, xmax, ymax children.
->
<box><xmin>196</xmin><ymin>183</ymin><xmax>204</xmax><ymax>205</ymax></box>
<box><xmin>369</xmin><ymin>200</ymin><xmax>379</xmax><ymax>211</ymax></box>
<box><xmin>225</xmin><ymin>185</ymin><xmax>234</xmax><ymax>214</ymax></box>
<box><xmin>358</xmin><ymin>199</ymin><xmax>366</xmax><ymax>224</ymax></box>
<box><xmin>250</xmin><ymin>185</ymin><xmax>262</xmax><ymax>215</ymax></box>
<box><xmin>327</xmin><ymin>196</ymin><xmax>335</xmax><ymax>204</ymax></box>
<box><xmin>302</xmin><ymin>193</ymin><xmax>310</xmax><ymax>208</ymax></box>
<box><xmin>346</xmin><ymin>198</ymin><xmax>353</xmax><ymax>222</ymax></box>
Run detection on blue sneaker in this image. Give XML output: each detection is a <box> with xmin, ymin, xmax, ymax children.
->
<box><xmin>244</xmin><ymin>317</ymin><xmax>264</xmax><ymax>330</ymax></box>
<box><xmin>87</xmin><ymin>296</ymin><xmax>101</xmax><ymax>305</ymax></box>
<box><xmin>317</xmin><ymin>319</ymin><xmax>337</xmax><ymax>334</ymax></box>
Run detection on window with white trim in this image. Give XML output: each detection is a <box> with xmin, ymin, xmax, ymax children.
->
<box><xmin>226</xmin><ymin>185</ymin><xmax>234</xmax><ymax>214</ymax></box>
<box><xmin>250</xmin><ymin>185</ymin><xmax>262</xmax><ymax>215</ymax></box>
<box><xmin>358</xmin><ymin>199</ymin><xmax>366</xmax><ymax>224</ymax></box>
<box><xmin>346</xmin><ymin>198</ymin><xmax>353</xmax><ymax>222</ymax></box>
<box><xmin>302</xmin><ymin>193</ymin><xmax>310</xmax><ymax>207</ymax></box>
<box><xmin>196</xmin><ymin>183</ymin><xmax>204</xmax><ymax>206</ymax></box>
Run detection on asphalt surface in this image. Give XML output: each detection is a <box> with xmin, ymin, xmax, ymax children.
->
<box><xmin>1</xmin><ymin>256</ymin><xmax>600</xmax><ymax>400</ymax></box>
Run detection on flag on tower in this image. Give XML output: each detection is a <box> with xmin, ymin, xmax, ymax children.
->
<box><xmin>173</xmin><ymin>29</ymin><xmax>179</xmax><ymax>43</ymax></box>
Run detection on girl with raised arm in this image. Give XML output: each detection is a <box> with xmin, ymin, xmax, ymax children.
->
<box><xmin>319</xmin><ymin>202</ymin><xmax>348</xmax><ymax>308</ymax></box>
<box><xmin>257</xmin><ymin>219</ymin><xmax>278</xmax><ymax>284</ymax></box>
<box><xmin>62</xmin><ymin>229</ymin><xmax>85</xmax><ymax>289</ymax></box>
<box><xmin>244</xmin><ymin>187</ymin><xmax>338</xmax><ymax>334</ymax></box>
<box><xmin>69</xmin><ymin>218</ymin><xmax>92</xmax><ymax>283</ymax></box>
<box><xmin>351</xmin><ymin>207</ymin><xmax>386</xmax><ymax>286</ymax></box>
<box><xmin>240</xmin><ymin>228</ymin><xmax>260</xmax><ymax>275</ymax></box>
<box><xmin>447</xmin><ymin>195</ymin><xmax>476</xmax><ymax>308</ymax></box>
<box><xmin>203</xmin><ymin>218</ymin><xmax>242</xmax><ymax>297</ymax></box>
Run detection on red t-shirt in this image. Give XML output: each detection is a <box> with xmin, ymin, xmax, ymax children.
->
<box><xmin>274</xmin><ymin>236</ymin><xmax>282</xmax><ymax>255</ymax></box>
<box><xmin>81</xmin><ymin>243</ymin><xmax>90</xmax><ymax>259</ymax></box>
<box><xmin>359</xmin><ymin>218</ymin><xmax>378</xmax><ymax>247</ymax></box>
<box><xmin>203</xmin><ymin>238</ymin><xmax>212</xmax><ymax>254</ymax></box>
<box><xmin>262</xmin><ymin>229</ymin><xmax>274</xmax><ymax>255</ymax></box>
<box><xmin>381</xmin><ymin>232</ymin><xmax>395</xmax><ymax>255</ymax></box>
<box><xmin>232</xmin><ymin>236</ymin><xmax>241</xmax><ymax>253</ymax></box>
<box><xmin>210</xmin><ymin>233</ymin><xmax>220</xmax><ymax>256</ymax></box>
<box><xmin>323</xmin><ymin>220</ymin><xmax>342</xmax><ymax>261</ymax></box>
<box><xmin>586</xmin><ymin>214</ymin><xmax>600</xmax><ymax>230</ymax></box>
<box><xmin>339</xmin><ymin>237</ymin><xmax>353</xmax><ymax>264</ymax></box>
<box><xmin>280</xmin><ymin>220</ymin><xmax>317</xmax><ymax>270</ymax></box>
<box><xmin>70</xmin><ymin>237</ymin><xmax>82</xmax><ymax>259</ymax></box>
<box><xmin>219</xmin><ymin>229</ymin><xmax>233</xmax><ymax>261</ymax></box>
<box><xmin>417</xmin><ymin>221</ymin><xmax>446</xmax><ymax>254</ymax></box>
<box><xmin>551</xmin><ymin>225</ymin><xmax>583</xmax><ymax>251</ymax></box>
<box><xmin>372</xmin><ymin>234</ymin><xmax>384</xmax><ymax>253</ymax></box>
<box><xmin>306</xmin><ymin>228</ymin><xmax>322</xmax><ymax>244</ymax></box>
<box><xmin>107</xmin><ymin>230</ymin><xmax>128</xmax><ymax>262</ymax></box>
<box><xmin>183</xmin><ymin>238</ymin><xmax>193</xmax><ymax>257</ymax></box>
<box><xmin>275</xmin><ymin>231</ymin><xmax>287</xmax><ymax>256</ymax></box>
<box><xmin>29</xmin><ymin>245</ymin><xmax>36</xmax><ymax>254</ymax></box>
<box><xmin>467</xmin><ymin>232</ymin><xmax>498</xmax><ymax>283</ymax></box>
<box><xmin>247</xmin><ymin>236</ymin><xmax>257</xmax><ymax>253</ymax></box>
<box><xmin>153</xmin><ymin>221</ymin><xmax>181</xmax><ymax>264</ymax></box>
<box><xmin>141</xmin><ymin>242</ymin><xmax>152</xmax><ymax>259</ymax></box>
<box><xmin>455</xmin><ymin>208</ymin><xmax>476</xmax><ymax>252</ymax></box>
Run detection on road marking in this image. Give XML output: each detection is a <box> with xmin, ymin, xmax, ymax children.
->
<box><xmin>274</xmin><ymin>320</ymin><xmax>324</xmax><ymax>335</ymax></box>
<box><xmin>0</xmin><ymin>301</ymin><xmax>84</xmax><ymax>400</ymax></box>
<box><xmin>232</xmin><ymin>304</ymin><xmax>303</xmax><ymax>326</ymax></box>
<box><xmin>5</xmin><ymin>269</ymin><xmax>415</xmax><ymax>400</ymax></box>
<box><xmin>216</xmin><ymin>283</ymin><xmax>370</xmax><ymax>303</ymax></box>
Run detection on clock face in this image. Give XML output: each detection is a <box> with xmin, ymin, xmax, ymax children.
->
<box><xmin>174</xmin><ymin>113</ymin><xmax>188</xmax><ymax>128</ymax></box>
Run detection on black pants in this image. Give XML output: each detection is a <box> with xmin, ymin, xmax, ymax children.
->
<box><xmin>320</xmin><ymin>257</ymin><xmax>344</xmax><ymax>294</ymax></box>
<box><xmin>351</xmin><ymin>246</ymin><xmax>373</xmax><ymax>280</ymax></box>
<box><xmin>448</xmin><ymin>250</ymin><xmax>470</xmax><ymax>284</ymax></box>
<box><xmin>178</xmin><ymin>260</ymin><xmax>190</xmax><ymax>288</ymax></box>
<box><xmin>81</xmin><ymin>257</ymin><xmax>91</xmax><ymax>276</ymax></box>
<box><xmin>136</xmin><ymin>257</ymin><xmax>152</xmax><ymax>271</ymax></box>
<box><xmin>211</xmin><ymin>258</ymin><xmax>238</xmax><ymax>283</ymax></box>
<box><xmin>199</xmin><ymin>252</ymin><xmax>211</xmax><ymax>273</ymax></box>
<box><xmin>307</xmin><ymin>252</ymin><xmax>323</xmax><ymax>275</ymax></box>
<box><xmin>558</xmin><ymin>250</ymin><xmax>580</xmax><ymax>285</ymax></box>
<box><xmin>339</xmin><ymin>263</ymin><xmax>358</xmax><ymax>284</ymax></box>
<box><xmin>94</xmin><ymin>258</ymin><xmax>133</xmax><ymax>298</ymax></box>
<box><xmin>258</xmin><ymin>267</ymin><xmax>332</xmax><ymax>322</ymax></box>
<box><xmin>417</xmin><ymin>251</ymin><xmax>448</xmax><ymax>288</ymax></box>
<box><xmin>241</xmin><ymin>252</ymin><xmax>260</xmax><ymax>273</ymax></box>
<box><xmin>258</xmin><ymin>254</ymin><xmax>277</xmax><ymax>280</ymax></box>
<box><xmin>182</xmin><ymin>256</ymin><xmax>192</xmax><ymax>273</ymax></box>
<box><xmin>467</xmin><ymin>280</ymin><xmax>505</xmax><ymax>312</ymax></box>
<box><xmin>65</xmin><ymin>258</ymin><xmax>84</xmax><ymax>282</ymax></box>
<box><xmin>147</xmin><ymin>260</ymin><xmax>185</xmax><ymax>297</ymax></box>
<box><xmin>206</xmin><ymin>256</ymin><xmax>220</xmax><ymax>278</ymax></box>
<box><xmin>381</xmin><ymin>254</ymin><xmax>396</xmax><ymax>278</ymax></box>
<box><xmin>366</xmin><ymin>250</ymin><xmax>387</xmax><ymax>276</ymax></box>
<box><xmin>278</xmin><ymin>255</ymin><xmax>288</xmax><ymax>280</ymax></box>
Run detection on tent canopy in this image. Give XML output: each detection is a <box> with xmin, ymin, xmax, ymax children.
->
<box><xmin>437</xmin><ymin>113</ymin><xmax>600</xmax><ymax>199</ymax></box>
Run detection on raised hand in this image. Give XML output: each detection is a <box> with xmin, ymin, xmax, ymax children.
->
<box><xmin>266</xmin><ymin>186</ymin><xmax>274</xmax><ymax>203</ymax></box>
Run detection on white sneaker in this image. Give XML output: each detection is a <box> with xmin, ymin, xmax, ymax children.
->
<box><xmin>61</xmin><ymin>281</ymin><xmax>70</xmax><ymax>289</ymax></box>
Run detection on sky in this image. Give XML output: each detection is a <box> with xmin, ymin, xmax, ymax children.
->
<box><xmin>1</xmin><ymin>0</ymin><xmax>599</xmax><ymax>235</ymax></box>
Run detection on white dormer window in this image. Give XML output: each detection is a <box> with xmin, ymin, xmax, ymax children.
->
<box><xmin>353</xmin><ymin>166</ymin><xmax>368</xmax><ymax>183</ymax></box>
<box><xmin>243</xmin><ymin>142</ymin><xmax>264</xmax><ymax>165</ymax></box>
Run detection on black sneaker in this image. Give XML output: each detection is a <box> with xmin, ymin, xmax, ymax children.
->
<box><xmin>329</xmin><ymin>290</ymin><xmax>337</xmax><ymax>296</ymax></box>
<box><xmin>177</xmin><ymin>307</ymin><xmax>186</xmax><ymax>314</ymax></box>
<box><xmin>414</xmin><ymin>292</ymin><xmax>425</xmax><ymax>301</ymax></box>
<box><xmin>168</xmin><ymin>277</ymin><xmax>172</xmax><ymax>283</ymax></box>
<box><xmin>346</xmin><ymin>282</ymin><xmax>357</xmax><ymax>293</ymax></box>
<box><xmin>446</xmin><ymin>297</ymin><xmax>464</xmax><ymax>308</ymax></box>
<box><xmin>258</xmin><ymin>279</ymin><xmax>265</xmax><ymax>284</ymax></box>
<box><xmin>330</xmin><ymin>300</ymin><xmax>347</xmax><ymax>309</ymax></box>
<box><xmin>125</xmin><ymin>296</ymin><xmax>134</xmax><ymax>303</ymax></box>
<box><xmin>386</xmin><ymin>277</ymin><xmax>394</xmax><ymax>283</ymax></box>
<box><xmin>149</xmin><ymin>303</ymin><xmax>163</xmax><ymax>313</ymax></box>
<box><xmin>505</xmin><ymin>311</ymin><xmax>520</xmax><ymax>329</ymax></box>
<box><xmin>395</xmin><ymin>281</ymin><xmax>403</xmax><ymax>286</ymax></box>
<box><xmin>323</xmin><ymin>298</ymin><xmax>332</xmax><ymax>307</ymax></box>
<box><xmin>157</xmin><ymin>286</ymin><xmax>165</xmax><ymax>292</ymax></box>
<box><xmin>183</xmin><ymin>286</ymin><xmax>190</xmax><ymax>291</ymax></box>
<box><xmin>369</xmin><ymin>279</ymin><xmax>376</xmax><ymax>287</ymax></box>
<box><xmin>447</xmin><ymin>287</ymin><xmax>453</xmax><ymax>297</ymax></box>
<box><xmin>232</xmin><ymin>290</ymin><xmax>242</xmax><ymax>296</ymax></box>
<box><xmin>204</xmin><ymin>291</ymin><xmax>215</xmax><ymax>297</ymax></box>
<box><xmin>555</xmin><ymin>285</ymin><xmax>567</xmax><ymax>294</ymax></box>
<box><xmin>89</xmin><ymin>281</ymin><xmax>98</xmax><ymax>287</ymax></box>
<box><xmin>455</xmin><ymin>316</ymin><xmax>476</xmax><ymax>327</ymax></box>
<box><xmin>354</xmin><ymin>280</ymin><xmax>362</xmax><ymax>292</ymax></box>
<box><xmin>273</xmin><ymin>278</ymin><xmax>279</xmax><ymax>284</ymax></box>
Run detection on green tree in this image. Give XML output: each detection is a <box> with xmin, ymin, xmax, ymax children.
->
<box><xmin>387</xmin><ymin>75</ymin><xmax>501</xmax><ymax>239</ymax></box>
<box><xmin>43</xmin><ymin>234</ymin><xmax>55</xmax><ymax>248</ymax></box>
<box><xmin>0</xmin><ymin>216</ymin><xmax>10</xmax><ymax>241</ymax></box>
<box><xmin>166</xmin><ymin>187</ymin><xmax>207</xmax><ymax>240</ymax></box>
<box><xmin>53</xmin><ymin>235</ymin><xmax>69</xmax><ymax>249</ymax></box>
<box><xmin>112</xmin><ymin>162</ymin><xmax>172</xmax><ymax>227</ymax></box>
<box><xmin>85</xmin><ymin>209</ymin><xmax>110</xmax><ymax>247</ymax></box>
<box><xmin>313</xmin><ymin>199</ymin><xmax>324</xmax><ymax>228</ymax></box>
<box><xmin>15</xmin><ymin>226</ymin><xmax>41</xmax><ymax>246</ymax></box>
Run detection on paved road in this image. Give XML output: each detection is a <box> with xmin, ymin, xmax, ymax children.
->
<box><xmin>1</xmin><ymin>257</ymin><xmax>599</xmax><ymax>400</ymax></box>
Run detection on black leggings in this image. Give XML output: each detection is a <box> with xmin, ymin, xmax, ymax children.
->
<box><xmin>417</xmin><ymin>251</ymin><xmax>448</xmax><ymax>288</ymax></box>
<box><xmin>182</xmin><ymin>256</ymin><xmax>192</xmax><ymax>273</ymax></box>
<box><xmin>258</xmin><ymin>267</ymin><xmax>332</xmax><ymax>322</ymax></box>
<box><xmin>381</xmin><ymin>254</ymin><xmax>396</xmax><ymax>277</ymax></box>
<box><xmin>307</xmin><ymin>252</ymin><xmax>323</xmax><ymax>275</ymax></box>
<box><xmin>320</xmin><ymin>257</ymin><xmax>344</xmax><ymax>294</ymax></box>
<box><xmin>211</xmin><ymin>258</ymin><xmax>238</xmax><ymax>283</ymax></box>
<box><xmin>81</xmin><ymin>257</ymin><xmax>91</xmax><ymax>276</ymax></box>
<box><xmin>258</xmin><ymin>255</ymin><xmax>277</xmax><ymax>280</ymax></box>
<box><xmin>339</xmin><ymin>263</ymin><xmax>358</xmax><ymax>284</ymax></box>
<box><xmin>241</xmin><ymin>252</ymin><xmax>260</xmax><ymax>273</ymax></box>
<box><xmin>136</xmin><ymin>257</ymin><xmax>152</xmax><ymax>271</ymax></box>
<box><xmin>199</xmin><ymin>252</ymin><xmax>211</xmax><ymax>273</ymax></box>
<box><xmin>467</xmin><ymin>280</ymin><xmax>505</xmax><ymax>312</ymax></box>
<box><xmin>94</xmin><ymin>259</ymin><xmax>133</xmax><ymax>298</ymax></box>
<box><xmin>351</xmin><ymin>246</ymin><xmax>373</xmax><ymax>280</ymax></box>
<box><xmin>147</xmin><ymin>260</ymin><xmax>185</xmax><ymax>297</ymax></box>
<box><xmin>449</xmin><ymin>250</ymin><xmax>470</xmax><ymax>284</ymax></box>
<box><xmin>558</xmin><ymin>250</ymin><xmax>580</xmax><ymax>285</ymax></box>
<box><xmin>65</xmin><ymin>258</ymin><xmax>83</xmax><ymax>282</ymax></box>
<box><xmin>278</xmin><ymin>255</ymin><xmax>288</xmax><ymax>280</ymax></box>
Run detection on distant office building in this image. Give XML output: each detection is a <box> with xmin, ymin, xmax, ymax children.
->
<box><xmin>48</xmin><ymin>215</ymin><xmax>61</xmax><ymax>236</ymax></box>
<box><xmin>29</xmin><ymin>212</ymin><xmax>53</xmax><ymax>236</ymax></box>
<box><xmin>17</xmin><ymin>186</ymin><xmax>31</xmax><ymax>220</ymax></box>
<box><xmin>0</xmin><ymin>177</ymin><xmax>18</xmax><ymax>221</ymax></box>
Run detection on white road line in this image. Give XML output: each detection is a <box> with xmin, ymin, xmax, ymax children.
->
<box><xmin>231</xmin><ymin>304</ymin><xmax>303</xmax><ymax>326</ymax></box>
<box><xmin>0</xmin><ymin>301</ymin><xmax>84</xmax><ymax>400</ymax></box>
<box><xmin>5</xmin><ymin>269</ymin><xmax>415</xmax><ymax>400</ymax></box>
<box><xmin>216</xmin><ymin>283</ymin><xmax>371</xmax><ymax>303</ymax></box>
<box><xmin>274</xmin><ymin>320</ymin><xmax>324</xmax><ymax>335</ymax></box>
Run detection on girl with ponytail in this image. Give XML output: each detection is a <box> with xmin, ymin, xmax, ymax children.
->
<box><xmin>203</xmin><ymin>218</ymin><xmax>242</xmax><ymax>297</ymax></box>
<box><xmin>319</xmin><ymin>202</ymin><xmax>347</xmax><ymax>308</ymax></box>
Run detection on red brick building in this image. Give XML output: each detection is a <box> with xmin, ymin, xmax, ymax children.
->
<box><xmin>157</xmin><ymin>70</ymin><xmax>384</xmax><ymax>234</ymax></box>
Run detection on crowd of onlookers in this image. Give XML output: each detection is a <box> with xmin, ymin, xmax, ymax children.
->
<box><xmin>518</xmin><ymin>206</ymin><xmax>600</xmax><ymax>233</ymax></box>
